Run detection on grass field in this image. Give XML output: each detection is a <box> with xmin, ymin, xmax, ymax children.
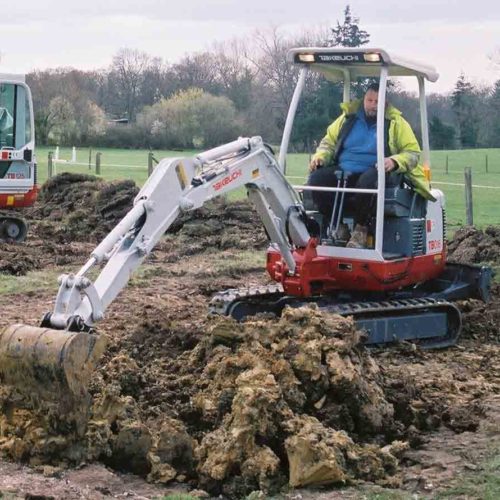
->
<box><xmin>36</xmin><ymin>146</ymin><xmax>500</xmax><ymax>230</ymax></box>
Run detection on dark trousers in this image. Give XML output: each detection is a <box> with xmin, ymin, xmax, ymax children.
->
<box><xmin>307</xmin><ymin>167</ymin><xmax>401</xmax><ymax>226</ymax></box>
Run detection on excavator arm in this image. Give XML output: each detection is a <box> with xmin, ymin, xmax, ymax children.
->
<box><xmin>43</xmin><ymin>136</ymin><xmax>311</xmax><ymax>331</ymax></box>
<box><xmin>0</xmin><ymin>136</ymin><xmax>313</xmax><ymax>397</ymax></box>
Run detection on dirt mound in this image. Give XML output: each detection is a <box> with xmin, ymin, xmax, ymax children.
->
<box><xmin>445</xmin><ymin>226</ymin><xmax>500</xmax><ymax>342</ymax></box>
<box><xmin>31</xmin><ymin>173</ymin><xmax>266</xmax><ymax>252</ymax></box>
<box><xmin>29</xmin><ymin>172</ymin><xmax>139</xmax><ymax>242</ymax></box>
<box><xmin>0</xmin><ymin>243</ymin><xmax>37</xmax><ymax>275</ymax></box>
<box><xmin>0</xmin><ymin>306</ymin><xmax>451</xmax><ymax>496</ymax></box>
<box><xmin>448</xmin><ymin>226</ymin><xmax>500</xmax><ymax>264</ymax></box>
<box><xmin>459</xmin><ymin>284</ymin><xmax>500</xmax><ymax>343</ymax></box>
<box><xmin>165</xmin><ymin>198</ymin><xmax>268</xmax><ymax>256</ymax></box>
<box><xmin>0</xmin><ymin>174</ymin><xmax>139</xmax><ymax>277</ymax></box>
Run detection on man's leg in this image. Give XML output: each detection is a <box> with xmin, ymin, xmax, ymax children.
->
<box><xmin>346</xmin><ymin>168</ymin><xmax>403</xmax><ymax>248</ymax></box>
<box><xmin>351</xmin><ymin>167</ymin><xmax>378</xmax><ymax>227</ymax></box>
<box><xmin>351</xmin><ymin>168</ymin><xmax>403</xmax><ymax>224</ymax></box>
<box><xmin>307</xmin><ymin>168</ymin><xmax>342</xmax><ymax>236</ymax></box>
<box><xmin>346</xmin><ymin>168</ymin><xmax>377</xmax><ymax>248</ymax></box>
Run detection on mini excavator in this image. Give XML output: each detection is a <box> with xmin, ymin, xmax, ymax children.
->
<box><xmin>0</xmin><ymin>74</ymin><xmax>37</xmax><ymax>242</ymax></box>
<box><xmin>0</xmin><ymin>49</ymin><xmax>491</xmax><ymax>397</ymax></box>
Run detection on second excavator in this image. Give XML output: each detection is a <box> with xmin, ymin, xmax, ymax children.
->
<box><xmin>0</xmin><ymin>73</ymin><xmax>37</xmax><ymax>242</ymax></box>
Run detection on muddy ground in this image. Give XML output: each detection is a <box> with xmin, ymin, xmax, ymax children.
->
<box><xmin>0</xmin><ymin>173</ymin><xmax>498</xmax><ymax>499</ymax></box>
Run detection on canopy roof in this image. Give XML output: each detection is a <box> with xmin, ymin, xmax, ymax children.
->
<box><xmin>0</xmin><ymin>73</ymin><xmax>26</xmax><ymax>83</ymax></box>
<box><xmin>288</xmin><ymin>47</ymin><xmax>439</xmax><ymax>82</ymax></box>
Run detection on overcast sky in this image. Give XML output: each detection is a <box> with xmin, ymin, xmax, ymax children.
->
<box><xmin>1</xmin><ymin>0</ymin><xmax>499</xmax><ymax>93</ymax></box>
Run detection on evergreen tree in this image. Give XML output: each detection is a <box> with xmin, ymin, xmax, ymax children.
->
<box><xmin>329</xmin><ymin>5</ymin><xmax>370</xmax><ymax>47</ymax></box>
<box><xmin>429</xmin><ymin>116</ymin><xmax>455</xmax><ymax>150</ymax></box>
<box><xmin>451</xmin><ymin>73</ymin><xmax>480</xmax><ymax>148</ymax></box>
<box><xmin>487</xmin><ymin>80</ymin><xmax>500</xmax><ymax>147</ymax></box>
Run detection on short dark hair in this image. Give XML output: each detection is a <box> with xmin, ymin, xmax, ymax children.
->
<box><xmin>366</xmin><ymin>83</ymin><xmax>379</xmax><ymax>93</ymax></box>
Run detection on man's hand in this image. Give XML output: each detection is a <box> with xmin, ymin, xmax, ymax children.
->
<box><xmin>384</xmin><ymin>157</ymin><xmax>397</xmax><ymax>172</ymax></box>
<box><xmin>309</xmin><ymin>157</ymin><xmax>324</xmax><ymax>172</ymax></box>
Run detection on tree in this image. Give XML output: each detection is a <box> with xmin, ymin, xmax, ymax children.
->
<box><xmin>137</xmin><ymin>88</ymin><xmax>240</xmax><ymax>149</ymax></box>
<box><xmin>451</xmin><ymin>73</ymin><xmax>480</xmax><ymax>148</ymax></box>
<box><xmin>429</xmin><ymin>116</ymin><xmax>455</xmax><ymax>149</ymax></box>
<box><xmin>139</xmin><ymin>57</ymin><xmax>169</xmax><ymax>107</ymax></box>
<box><xmin>211</xmin><ymin>39</ymin><xmax>255</xmax><ymax>111</ymax></box>
<box><xmin>110</xmin><ymin>48</ymin><xmax>152</xmax><ymax>122</ymax></box>
<box><xmin>46</xmin><ymin>96</ymin><xmax>76</xmax><ymax>144</ymax></box>
<box><xmin>170</xmin><ymin>53</ymin><xmax>221</xmax><ymax>96</ymax></box>
<box><xmin>289</xmin><ymin>6</ymin><xmax>371</xmax><ymax>152</ymax></box>
<box><xmin>247</xmin><ymin>27</ymin><xmax>335</xmax><ymax>145</ymax></box>
<box><xmin>329</xmin><ymin>5</ymin><xmax>370</xmax><ymax>47</ymax></box>
<box><xmin>484</xmin><ymin>80</ymin><xmax>500</xmax><ymax>147</ymax></box>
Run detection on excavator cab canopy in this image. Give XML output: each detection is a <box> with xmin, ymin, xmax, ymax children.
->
<box><xmin>287</xmin><ymin>47</ymin><xmax>439</xmax><ymax>82</ymax></box>
<box><xmin>279</xmin><ymin>47</ymin><xmax>439</xmax><ymax>262</ymax></box>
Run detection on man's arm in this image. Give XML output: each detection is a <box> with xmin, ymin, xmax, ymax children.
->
<box><xmin>309</xmin><ymin>115</ymin><xmax>345</xmax><ymax>171</ymax></box>
<box><xmin>389</xmin><ymin>117</ymin><xmax>421</xmax><ymax>173</ymax></box>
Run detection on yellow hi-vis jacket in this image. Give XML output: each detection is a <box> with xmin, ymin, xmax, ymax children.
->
<box><xmin>312</xmin><ymin>99</ymin><xmax>435</xmax><ymax>201</ymax></box>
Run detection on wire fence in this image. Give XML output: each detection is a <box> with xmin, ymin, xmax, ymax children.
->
<box><xmin>48</xmin><ymin>150</ymin><xmax>159</xmax><ymax>178</ymax></box>
<box><xmin>433</xmin><ymin>152</ymin><xmax>500</xmax><ymax>174</ymax></box>
<box><xmin>46</xmin><ymin>149</ymin><xmax>494</xmax><ymax>226</ymax></box>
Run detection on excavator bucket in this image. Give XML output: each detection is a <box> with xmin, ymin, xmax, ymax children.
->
<box><xmin>0</xmin><ymin>324</ymin><xmax>106</xmax><ymax>399</ymax></box>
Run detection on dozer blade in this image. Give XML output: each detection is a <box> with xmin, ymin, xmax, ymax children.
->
<box><xmin>0</xmin><ymin>324</ymin><xmax>106</xmax><ymax>399</ymax></box>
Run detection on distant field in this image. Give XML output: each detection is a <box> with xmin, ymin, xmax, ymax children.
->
<box><xmin>36</xmin><ymin>146</ymin><xmax>500</xmax><ymax>230</ymax></box>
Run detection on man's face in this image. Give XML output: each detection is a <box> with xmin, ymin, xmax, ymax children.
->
<box><xmin>363</xmin><ymin>89</ymin><xmax>378</xmax><ymax>118</ymax></box>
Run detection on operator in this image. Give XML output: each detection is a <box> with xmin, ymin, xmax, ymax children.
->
<box><xmin>308</xmin><ymin>83</ymin><xmax>434</xmax><ymax>248</ymax></box>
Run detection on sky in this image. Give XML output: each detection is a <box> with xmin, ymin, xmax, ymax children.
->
<box><xmin>1</xmin><ymin>0</ymin><xmax>499</xmax><ymax>94</ymax></box>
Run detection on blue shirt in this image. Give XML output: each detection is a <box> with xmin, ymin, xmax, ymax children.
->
<box><xmin>338</xmin><ymin>109</ymin><xmax>377</xmax><ymax>174</ymax></box>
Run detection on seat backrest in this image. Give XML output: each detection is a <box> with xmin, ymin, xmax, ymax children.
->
<box><xmin>384</xmin><ymin>186</ymin><xmax>426</xmax><ymax>218</ymax></box>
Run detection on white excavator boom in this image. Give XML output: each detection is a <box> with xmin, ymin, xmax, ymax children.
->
<box><xmin>46</xmin><ymin>136</ymin><xmax>311</xmax><ymax>331</ymax></box>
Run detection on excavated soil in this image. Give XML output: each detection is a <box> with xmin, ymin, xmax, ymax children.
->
<box><xmin>448</xmin><ymin>225</ymin><xmax>500</xmax><ymax>265</ymax></box>
<box><xmin>1</xmin><ymin>172</ymin><xmax>267</xmax><ymax>277</ymax></box>
<box><xmin>0</xmin><ymin>174</ymin><xmax>498</xmax><ymax>499</ymax></box>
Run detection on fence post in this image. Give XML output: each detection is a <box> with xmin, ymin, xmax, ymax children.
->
<box><xmin>148</xmin><ymin>152</ymin><xmax>154</xmax><ymax>177</ymax></box>
<box><xmin>485</xmin><ymin>154</ymin><xmax>489</xmax><ymax>173</ymax></box>
<box><xmin>88</xmin><ymin>148</ymin><xmax>92</xmax><ymax>170</ymax></box>
<box><xmin>464</xmin><ymin>167</ymin><xmax>473</xmax><ymax>226</ymax></box>
<box><xmin>96</xmin><ymin>152</ymin><xmax>102</xmax><ymax>175</ymax></box>
<box><xmin>48</xmin><ymin>152</ymin><xmax>53</xmax><ymax>178</ymax></box>
<box><xmin>445</xmin><ymin>155</ymin><xmax>449</xmax><ymax>174</ymax></box>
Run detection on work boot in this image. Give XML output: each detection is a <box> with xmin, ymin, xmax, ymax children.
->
<box><xmin>346</xmin><ymin>224</ymin><xmax>368</xmax><ymax>249</ymax></box>
<box><xmin>334</xmin><ymin>222</ymin><xmax>351</xmax><ymax>242</ymax></box>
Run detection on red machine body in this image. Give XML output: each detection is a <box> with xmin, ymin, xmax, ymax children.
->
<box><xmin>267</xmin><ymin>239</ymin><xmax>447</xmax><ymax>298</ymax></box>
<box><xmin>0</xmin><ymin>185</ymin><xmax>38</xmax><ymax>209</ymax></box>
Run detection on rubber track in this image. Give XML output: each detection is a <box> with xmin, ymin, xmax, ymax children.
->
<box><xmin>209</xmin><ymin>285</ymin><xmax>462</xmax><ymax>348</ymax></box>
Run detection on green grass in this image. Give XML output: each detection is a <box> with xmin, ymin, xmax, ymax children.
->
<box><xmin>160</xmin><ymin>495</ymin><xmax>197</xmax><ymax>500</ymax></box>
<box><xmin>35</xmin><ymin>146</ymin><xmax>500</xmax><ymax>229</ymax></box>
<box><xmin>0</xmin><ymin>269</ymin><xmax>60</xmax><ymax>295</ymax></box>
<box><xmin>362</xmin><ymin>492</ymin><xmax>413</xmax><ymax>500</ymax></box>
<box><xmin>436</xmin><ymin>449</ymin><xmax>500</xmax><ymax>499</ymax></box>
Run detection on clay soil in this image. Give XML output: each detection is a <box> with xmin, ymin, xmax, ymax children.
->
<box><xmin>0</xmin><ymin>173</ymin><xmax>498</xmax><ymax>499</ymax></box>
